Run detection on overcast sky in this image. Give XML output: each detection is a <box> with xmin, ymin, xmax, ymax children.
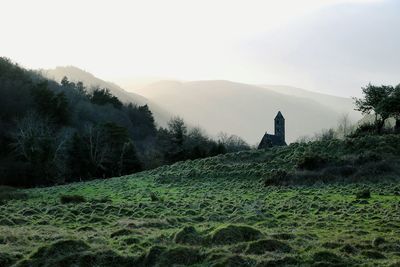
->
<box><xmin>1</xmin><ymin>0</ymin><xmax>398</xmax><ymax>97</ymax></box>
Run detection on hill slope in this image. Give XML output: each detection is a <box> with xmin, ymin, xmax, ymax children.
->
<box><xmin>2</xmin><ymin>135</ymin><xmax>400</xmax><ymax>266</ymax></box>
<box><xmin>43</xmin><ymin>67</ymin><xmax>171</xmax><ymax>126</ymax></box>
<box><xmin>137</xmin><ymin>80</ymin><xmax>361</xmax><ymax>144</ymax></box>
<box><xmin>261</xmin><ymin>84</ymin><xmax>357</xmax><ymax>117</ymax></box>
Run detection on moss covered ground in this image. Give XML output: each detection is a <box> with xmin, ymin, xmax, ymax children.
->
<box><xmin>1</xmin><ymin>135</ymin><xmax>400</xmax><ymax>266</ymax></box>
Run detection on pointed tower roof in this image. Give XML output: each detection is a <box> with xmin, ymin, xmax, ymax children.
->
<box><xmin>275</xmin><ymin>111</ymin><xmax>284</xmax><ymax>120</ymax></box>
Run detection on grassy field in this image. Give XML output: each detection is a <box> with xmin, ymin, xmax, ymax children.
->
<box><xmin>1</xmin><ymin>135</ymin><xmax>400</xmax><ymax>266</ymax></box>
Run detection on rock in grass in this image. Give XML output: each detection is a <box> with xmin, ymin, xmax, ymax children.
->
<box><xmin>210</xmin><ymin>224</ymin><xmax>263</xmax><ymax>245</ymax></box>
<box><xmin>60</xmin><ymin>195</ymin><xmax>86</xmax><ymax>204</ymax></box>
<box><xmin>245</xmin><ymin>239</ymin><xmax>292</xmax><ymax>254</ymax></box>
<box><xmin>174</xmin><ymin>226</ymin><xmax>203</xmax><ymax>245</ymax></box>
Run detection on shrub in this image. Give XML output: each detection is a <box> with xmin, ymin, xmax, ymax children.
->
<box><xmin>60</xmin><ymin>195</ymin><xmax>86</xmax><ymax>204</ymax></box>
<box><xmin>149</xmin><ymin>191</ymin><xmax>160</xmax><ymax>201</ymax></box>
<box><xmin>264</xmin><ymin>169</ymin><xmax>288</xmax><ymax>186</ymax></box>
<box><xmin>351</xmin><ymin>123</ymin><xmax>377</xmax><ymax>137</ymax></box>
<box><xmin>0</xmin><ymin>186</ymin><xmax>27</xmax><ymax>204</ymax></box>
<box><xmin>356</xmin><ymin>189</ymin><xmax>371</xmax><ymax>199</ymax></box>
<box><xmin>296</xmin><ymin>153</ymin><xmax>328</xmax><ymax>170</ymax></box>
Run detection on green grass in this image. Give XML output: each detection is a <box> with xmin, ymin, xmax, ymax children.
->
<box><xmin>1</xmin><ymin>135</ymin><xmax>400</xmax><ymax>266</ymax></box>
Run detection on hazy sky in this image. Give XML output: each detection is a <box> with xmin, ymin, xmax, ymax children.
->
<box><xmin>1</xmin><ymin>0</ymin><xmax>399</xmax><ymax>97</ymax></box>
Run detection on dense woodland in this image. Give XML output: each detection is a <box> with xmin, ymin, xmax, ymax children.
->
<box><xmin>0</xmin><ymin>58</ymin><xmax>249</xmax><ymax>187</ymax></box>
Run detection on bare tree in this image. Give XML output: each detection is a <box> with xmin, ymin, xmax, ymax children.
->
<box><xmin>337</xmin><ymin>113</ymin><xmax>352</xmax><ymax>139</ymax></box>
<box><xmin>83</xmin><ymin>124</ymin><xmax>110</xmax><ymax>174</ymax></box>
<box><xmin>12</xmin><ymin>112</ymin><xmax>68</xmax><ymax>183</ymax></box>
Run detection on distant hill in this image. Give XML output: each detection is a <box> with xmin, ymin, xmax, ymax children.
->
<box><xmin>137</xmin><ymin>80</ymin><xmax>362</xmax><ymax>144</ymax></box>
<box><xmin>42</xmin><ymin>67</ymin><xmax>170</xmax><ymax>126</ymax></box>
<box><xmin>260</xmin><ymin>85</ymin><xmax>358</xmax><ymax>119</ymax></box>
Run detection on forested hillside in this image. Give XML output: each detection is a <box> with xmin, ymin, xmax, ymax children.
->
<box><xmin>0</xmin><ymin>58</ymin><xmax>248</xmax><ymax>187</ymax></box>
<box><xmin>43</xmin><ymin>66</ymin><xmax>172</xmax><ymax>126</ymax></box>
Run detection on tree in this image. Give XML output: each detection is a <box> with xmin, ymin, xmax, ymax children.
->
<box><xmin>217</xmin><ymin>132</ymin><xmax>250</xmax><ymax>152</ymax></box>
<box><xmin>31</xmin><ymin>81</ymin><xmax>69</xmax><ymax>125</ymax></box>
<box><xmin>354</xmin><ymin>84</ymin><xmax>394</xmax><ymax>133</ymax></box>
<box><xmin>12</xmin><ymin>113</ymin><xmax>67</xmax><ymax>184</ymax></box>
<box><xmin>90</xmin><ymin>87</ymin><xmax>122</xmax><ymax>109</ymax></box>
<box><xmin>61</xmin><ymin>76</ymin><xmax>70</xmax><ymax>87</ymax></box>
<box><xmin>382</xmin><ymin>84</ymin><xmax>400</xmax><ymax>132</ymax></box>
<box><xmin>119</xmin><ymin>141</ymin><xmax>142</xmax><ymax>176</ymax></box>
<box><xmin>166</xmin><ymin>117</ymin><xmax>187</xmax><ymax>162</ymax></box>
<box><xmin>337</xmin><ymin>113</ymin><xmax>352</xmax><ymax>138</ymax></box>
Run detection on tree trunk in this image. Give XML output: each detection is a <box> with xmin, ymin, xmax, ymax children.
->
<box><xmin>395</xmin><ymin>118</ymin><xmax>400</xmax><ymax>133</ymax></box>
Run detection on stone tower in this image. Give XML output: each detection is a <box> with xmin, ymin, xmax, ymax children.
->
<box><xmin>274</xmin><ymin>111</ymin><xmax>285</xmax><ymax>143</ymax></box>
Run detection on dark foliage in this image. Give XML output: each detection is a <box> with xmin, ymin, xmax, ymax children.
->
<box><xmin>296</xmin><ymin>153</ymin><xmax>328</xmax><ymax>170</ymax></box>
<box><xmin>356</xmin><ymin>189</ymin><xmax>371</xmax><ymax>199</ymax></box>
<box><xmin>90</xmin><ymin>88</ymin><xmax>123</xmax><ymax>109</ymax></box>
<box><xmin>60</xmin><ymin>195</ymin><xmax>86</xmax><ymax>204</ymax></box>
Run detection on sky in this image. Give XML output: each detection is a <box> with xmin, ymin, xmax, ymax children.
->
<box><xmin>1</xmin><ymin>0</ymin><xmax>399</xmax><ymax>97</ymax></box>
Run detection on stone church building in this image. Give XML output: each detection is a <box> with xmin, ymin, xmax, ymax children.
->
<box><xmin>258</xmin><ymin>111</ymin><xmax>287</xmax><ymax>149</ymax></box>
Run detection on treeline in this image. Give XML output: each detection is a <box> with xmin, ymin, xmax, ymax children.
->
<box><xmin>0</xmin><ymin>58</ymin><xmax>249</xmax><ymax>187</ymax></box>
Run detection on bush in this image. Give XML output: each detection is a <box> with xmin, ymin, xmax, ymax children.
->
<box><xmin>264</xmin><ymin>169</ymin><xmax>288</xmax><ymax>186</ymax></box>
<box><xmin>296</xmin><ymin>153</ymin><xmax>328</xmax><ymax>170</ymax></box>
<box><xmin>0</xmin><ymin>186</ymin><xmax>27</xmax><ymax>204</ymax></box>
<box><xmin>351</xmin><ymin>123</ymin><xmax>377</xmax><ymax>137</ymax></box>
<box><xmin>356</xmin><ymin>189</ymin><xmax>371</xmax><ymax>199</ymax></box>
<box><xmin>60</xmin><ymin>195</ymin><xmax>86</xmax><ymax>204</ymax></box>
